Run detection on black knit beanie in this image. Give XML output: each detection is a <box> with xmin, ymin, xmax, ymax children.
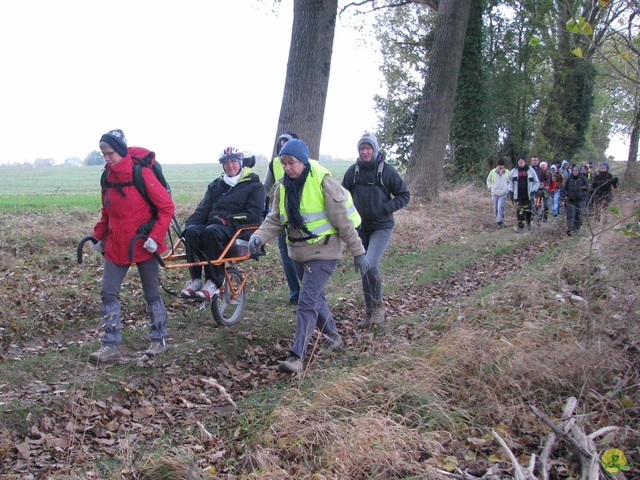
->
<box><xmin>99</xmin><ymin>129</ymin><xmax>128</xmax><ymax>157</ymax></box>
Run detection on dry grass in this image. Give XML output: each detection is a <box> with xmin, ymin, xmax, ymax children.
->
<box><xmin>233</xmin><ymin>186</ymin><xmax>640</xmax><ymax>479</ymax></box>
<box><xmin>394</xmin><ymin>185</ymin><xmax>495</xmax><ymax>250</ymax></box>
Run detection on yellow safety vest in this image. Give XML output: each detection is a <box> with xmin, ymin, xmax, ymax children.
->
<box><xmin>279</xmin><ymin>162</ymin><xmax>361</xmax><ymax>244</ymax></box>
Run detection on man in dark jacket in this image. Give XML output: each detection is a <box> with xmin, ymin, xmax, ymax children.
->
<box><xmin>180</xmin><ymin>147</ymin><xmax>265</xmax><ymax>300</ymax></box>
<box><xmin>342</xmin><ymin>133</ymin><xmax>410</xmax><ymax>326</ymax></box>
<box><xmin>508</xmin><ymin>156</ymin><xmax>539</xmax><ymax>233</ymax></box>
<box><xmin>562</xmin><ymin>164</ymin><xmax>589</xmax><ymax>236</ymax></box>
<box><xmin>590</xmin><ymin>162</ymin><xmax>618</xmax><ymax>220</ymax></box>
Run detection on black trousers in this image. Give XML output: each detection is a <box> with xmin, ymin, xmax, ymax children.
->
<box><xmin>516</xmin><ymin>198</ymin><xmax>532</xmax><ymax>227</ymax></box>
<box><xmin>182</xmin><ymin>223</ymin><xmax>232</xmax><ymax>286</ymax></box>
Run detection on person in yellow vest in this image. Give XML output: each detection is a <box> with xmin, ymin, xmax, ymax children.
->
<box><xmin>248</xmin><ymin>138</ymin><xmax>369</xmax><ymax>374</ymax></box>
<box><xmin>263</xmin><ymin>132</ymin><xmax>301</xmax><ymax>306</ymax></box>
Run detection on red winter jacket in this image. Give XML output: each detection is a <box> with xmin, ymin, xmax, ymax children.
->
<box><xmin>93</xmin><ymin>147</ymin><xmax>175</xmax><ymax>265</ymax></box>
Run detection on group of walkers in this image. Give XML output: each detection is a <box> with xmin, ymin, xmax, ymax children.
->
<box><xmin>486</xmin><ymin>156</ymin><xmax>618</xmax><ymax>235</ymax></box>
<box><xmin>88</xmin><ymin>129</ymin><xmax>410</xmax><ymax>375</ymax></box>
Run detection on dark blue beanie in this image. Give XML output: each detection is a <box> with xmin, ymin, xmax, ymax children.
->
<box><xmin>99</xmin><ymin>129</ymin><xmax>128</xmax><ymax>157</ymax></box>
<box><xmin>601</xmin><ymin>162</ymin><xmax>610</xmax><ymax>171</ymax></box>
<box><xmin>279</xmin><ymin>138</ymin><xmax>310</xmax><ymax>165</ymax></box>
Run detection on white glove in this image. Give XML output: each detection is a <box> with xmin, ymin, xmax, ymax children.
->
<box><xmin>91</xmin><ymin>240</ymin><xmax>104</xmax><ymax>253</ymax></box>
<box><xmin>143</xmin><ymin>237</ymin><xmax>158</xmax><ymax>253</ymax></box>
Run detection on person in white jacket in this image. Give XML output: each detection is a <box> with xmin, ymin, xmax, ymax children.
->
<box><xmin>486</xmin><ymin>158</ymin><xmax>510</xmax><ymax>228</ymax></box>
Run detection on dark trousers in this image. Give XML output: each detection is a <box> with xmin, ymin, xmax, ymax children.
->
<box><xmin>182</xmin><ymin>223</ymin><xmax>232</xmax><ymax>287</ymax></box>
<box><xmin>516</xmin><ymin>198</ymin><xmax>532</xmax><ymax>227</ymax></box>
<box><xmin>566</xmin><ymin>200</ymin><xmax>584</xmax><ymax>232</ymax></box>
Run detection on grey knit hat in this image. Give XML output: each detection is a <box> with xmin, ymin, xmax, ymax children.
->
<box><xmin>357</xmin><ymin>132</ymin><xmax>379</xmax><ymax>160</ymax></box>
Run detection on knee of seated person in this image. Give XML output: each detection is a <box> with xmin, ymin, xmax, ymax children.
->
<box><xmin>182</xmin><ymin>225</ymin><xmax>199</xmax><ymax>239</ymax></box>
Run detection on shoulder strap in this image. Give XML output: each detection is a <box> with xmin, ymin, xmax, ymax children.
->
<box><xmin>354</xmin><ymin>162</ymin><xmax>388</xmax><ymax>195</ymax></box>
<box><xmin>101</xmin><ymin>169</ymin><xmax>134</xmax><ymax>198</ymax></box>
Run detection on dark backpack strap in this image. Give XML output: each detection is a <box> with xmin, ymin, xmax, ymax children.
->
<box><xmin>101</xmin><ymin>170</ymin><xmax>133</xmax><ymax>198</ymax></box>
<box><xmin>132</xmin><ymin>163</ymin><xmax>159</xmax><ymax>235</ymax></box>
<box><xmin>377</xmin><ymin>161</ymin><xmax>389</xmax><ymax>196</ymax></box>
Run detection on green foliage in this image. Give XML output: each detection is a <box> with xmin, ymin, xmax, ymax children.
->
<box><xmin>542</xmin><ymin>56</ymin><xmax>596</xmax><ymax>160</ymax></box>
<box><xmin>450</xmin><ymin>0</ymin><xmax>492</xmax><ymax>180</ymax></box>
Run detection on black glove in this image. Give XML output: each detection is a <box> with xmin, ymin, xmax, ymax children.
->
<box><xmin>211</xmin><ymin>216</ymin><xmax>227</xmax><ymax>226</ymax></box>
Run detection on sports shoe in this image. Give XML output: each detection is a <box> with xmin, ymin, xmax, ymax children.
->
<box><xmin>279</xmin><ymin>355</ymin><xmax>303</xmax><ymax>374</ymax></box>
<box><xmin>145</xmin><ymin>340</ymin><xmax>167</xmax><ymax>357</ymax></box>
<box><xmin>89</xmin><ymin>345</ymin><xmax>121</xmax><ymax>365</ymax></box>
<box><xmin>180</xmin><ymin>278</ymin><xmax>203</xmax><ymax>299</ymax></box>
<box><xmin>195</xmin><ymin>280</ymin><xmax>219</xmax><ymax>301</ymax></box>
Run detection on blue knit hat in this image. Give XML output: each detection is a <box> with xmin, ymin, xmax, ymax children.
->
<box><xmin>99</xmin><ymin>129</ymin><xmax>128</xmax><ymax>157</ymax></box>
<box><xmin>601</xmin><ymin>162</ymin><xmax>610</xmax><ymax>171</ymax></box>
<box><xmin>279</xmin><ymin>138</ymin><xmax>310</xmax><ymax>165</ymax></box>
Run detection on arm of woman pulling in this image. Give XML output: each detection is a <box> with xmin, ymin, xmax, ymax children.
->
<box><xmin>141</xmin><ymin>168</ymin><xmax>175</xmax><ymax>245</ymax></box>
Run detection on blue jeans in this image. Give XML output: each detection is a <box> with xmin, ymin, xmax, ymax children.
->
<box><xmin>100</xmin><ymin>258</ymin><xmax>167</xmax><ymax>347</ymax></box>
<box><xmin>279</xmin><ymin>231</ymin><xmax>300</xmax><ymax>300</ymax></box>
<box><xmin>551</xmin><ymin>190</ymin><xmax>560</xmax><ymax>215</ymax></box>
<box><xmin>491</xmin><ymin>194</ymin><xmax>507</xmax><ymax>223</ymax></box>
<box><xmin>359</xmin><ymin>228</ymin><xmax>393</xmax><ymax>313</ymax></box>
<box><xmin>290</xmin><ymin>259</ymin><xmax>340</xmax><ymax>359</ymax></box>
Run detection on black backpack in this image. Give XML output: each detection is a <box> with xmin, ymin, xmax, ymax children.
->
<box><xmin>100</xmin><ymin>151</ymin><xmax>175</xmax><ymax>235</ymax></box>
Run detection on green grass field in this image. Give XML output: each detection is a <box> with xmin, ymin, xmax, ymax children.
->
<box><xmin>0</xmin><ymin>161</ymin><xmax>354</xmax><ymax>211</ymax></box>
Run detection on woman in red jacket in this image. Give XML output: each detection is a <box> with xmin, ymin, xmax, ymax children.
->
<box><xmin>89</xmin><ymin>129</ymin><xmax>175</xmax><ymax>364</ymax></box>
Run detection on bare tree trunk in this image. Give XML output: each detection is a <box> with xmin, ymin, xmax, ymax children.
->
<box><xmin>406</xmin><ymin>0</ymin><xmax>471</xmax><ymax>199</ymax></box>
<box><xmin>275</xmin><ymin>0</ymin><xmax>338</xmax><ymax>159</ymax></box>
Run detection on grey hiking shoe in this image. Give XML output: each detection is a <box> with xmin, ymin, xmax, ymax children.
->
<box><xmin>321</xmin><ymin>335</ymin><xmax>344</xmax><ymax>355</ymax></box>
<box><xmin>371</xmin><ymin>301</ymin><xmax>386</xmax><ymax>325</ymax></box>
<box><xmin>89</xmin><ymin>345</ymin><xmax>121</xmax><ymax>365</ymax></box>
<box><xmin>357</xmin><ymin>311</ymin><xmax>373</xmax><ymax>329</ymax></box>
<box><xmin>145</xmin><ymin>340</ymin><xmax>167</xmax><ymax>357</ymax></box>
<box><xmin>279</xmin><ymin>355</ymin><xmax>303</xmax><ymax>374</ymax></box>
<box><xmin>180</xmin><ymin>278</ymin><xmax>203</xmax><ymax>298</ymax></box>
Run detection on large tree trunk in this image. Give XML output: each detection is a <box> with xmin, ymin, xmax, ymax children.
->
<box><xmin>275</xmin><ymin>0</ymin><xmax>338</xmax><ymax>158</ymax></box>
<box><xmin>406</xmin><ymin>0</ymin><xmax>471</xmax><ymax>199</ymax></box>
<box><xmin>628</xmin><ymin>106</ymin><xmax>640</xmax><ymax>163</ymax></box>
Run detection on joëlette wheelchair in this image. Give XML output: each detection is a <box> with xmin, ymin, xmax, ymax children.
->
<box><xmin>77</xmin><ymin>224</ymin><xmax>261</xmax><ymax>327</ymax></box>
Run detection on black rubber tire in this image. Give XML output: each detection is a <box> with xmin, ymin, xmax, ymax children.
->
<box><xmin>211</xmin><ymin>266</ymin><xmax>246</xmax><ymax>327</ymax></box>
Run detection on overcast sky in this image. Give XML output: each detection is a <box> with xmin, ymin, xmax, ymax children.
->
<box><xmin>0</xmin><ymin>0</ymin><xmax>383</xmax><ymax>165</ymax></box>
<box><xmin>0</xmin><ymin>1</ymin><xmax>628</xmax><ymax>166</ymax></box>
